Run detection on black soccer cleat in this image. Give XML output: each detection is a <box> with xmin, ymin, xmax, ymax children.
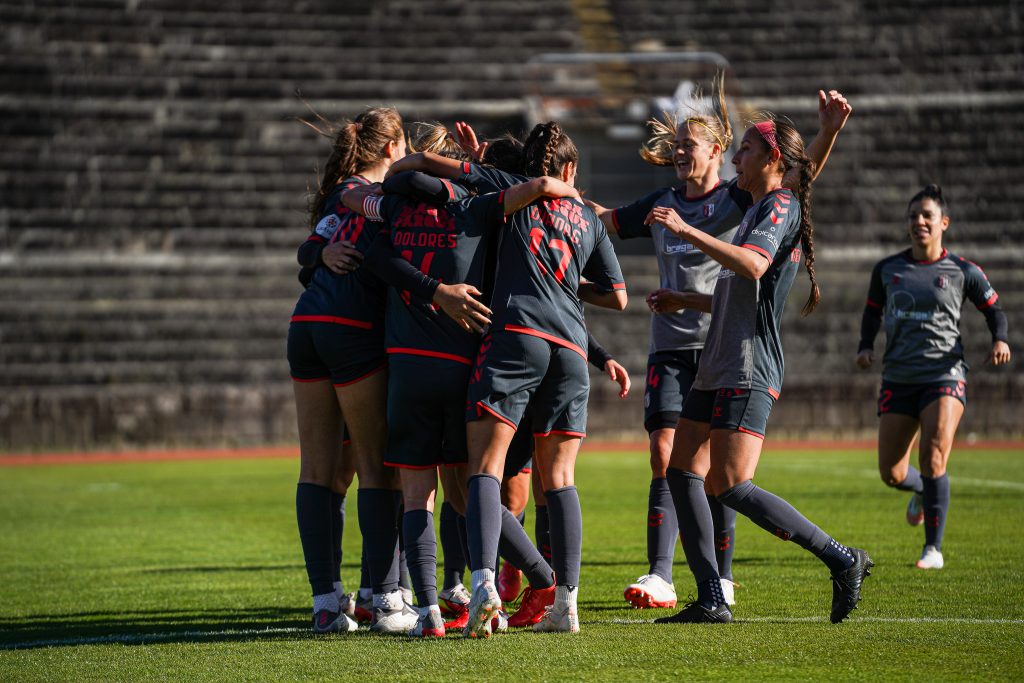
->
<box><xmin>830</xmin><ymin>547</ymin><xmax>874</xmax><ymax>624</ymax></box>
<box><xmin>654</xmin><ymin>601</ymin><xmax>733</xmax><ymax>625</ymax></box>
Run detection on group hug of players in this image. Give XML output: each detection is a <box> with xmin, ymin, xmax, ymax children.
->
<box><xmin>287</xmin><ymin>76</ymin><xmax>1012</xmax><ymax>637</ymax></box>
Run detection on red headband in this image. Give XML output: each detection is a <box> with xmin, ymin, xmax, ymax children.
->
<box><xmin>754</xmin><ymin>121</ymin><xmax>778</xmax><ymax>152</ymax></box>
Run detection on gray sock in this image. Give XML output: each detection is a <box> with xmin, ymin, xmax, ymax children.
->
<box><xmin>546</xmin><ymin>486</ymin><xmax>583</xmax><ymax>587</ymax></box>
<box><xmin>535</xmin><ymin>505</ymin><xmax>552</xmax><ymax>563</ymax></box>
<box><xmin>296</xmin><ymin>483</ymin><xmax>335</xmax><ymax>596</ymax></box>
<box><xmin>499</xmin><ymin>506</ymin><xmax>554</xmax><ymax>589</ymax></box>
<box><xmin>403</xmin><ymin>509</ymin><xmax>438</xmax><ymax>607</ymax></box>
<box><xmin>330</xmin><ymin>492</ymin><xmax>345</xmax><ymax>584</ymax></box>
<box><xmin>922</xmin><ymin>474</ymin><xmax>950</xmax><ymax>550</ymax></box>
<box><xmin>466</xmin><ymin>474</ymin><xmax>502</xmax><ymax>573</ymax></box>
<box><xmin>894</xmin><ymin>466</ymin><xmax>924</xmax><ymax>493</ymax></box>
<box><xmin>357</xmin><ymin>488</ymin><xmax>401</xmax><ymax>594</ymax></box>
<box><xmin>647</xmin><ymin>478</ymin><xmax>677</xmax><ymax>583</ymax></box>
<box><xmin>708</xmin><ymin>494</ymin><xmax>737</xmax><ymax>580</ymax></box>
<box><xmin>439</xmin><ymin>502</ymin><xmax>466</xmax><ymax>590</ymax></box>
<box><xmin>666</xmin><ymin>468</ymin><xmax>720</xmax><ymax>607</ymax></box>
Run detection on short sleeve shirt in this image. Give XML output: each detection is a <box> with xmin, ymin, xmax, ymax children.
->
<box><xmin>694</xmin><ymin>189</ymin><xmax>803</xmax><ymax>395</ymax></box>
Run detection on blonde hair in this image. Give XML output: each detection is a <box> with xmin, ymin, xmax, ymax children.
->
<box><xmin>639</xmin><ymin>71</ymin><xmax>733</xmax><ymax>168</ymax></box>
<box><xmin>409</xmin><ymin>121</ymin><xmax>470</xmax><ymax>161</ymax></box>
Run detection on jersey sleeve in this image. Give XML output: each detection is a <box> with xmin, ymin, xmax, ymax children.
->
<box><xmin>581</xmin><ymin>228</ymin><xmax>626</xmax><ymax>292</ymax></box>
<box><xmin>960</xmin><ymin>258</ymin><xmax>999</xmax><ymax>310</ymax></box>
<box><xmin>610</xmin><ymin>188</ymin><xmax>666</xmax><ymax>239</ymax></box>
<box><xmin>739</xmin><ymin>190</ymin><xmax>796</xmax><ymax>262</ymax></box>
<box><xmin>382</xmin><ymin>171</ymin><xmax>469</xmax><ymax>205</ymax></box>
<box><xmin>865</xmin><ymin>260</ymin><xmax>885</xmax><ymax>311</ymax></box>
<box><xmin>457</xmin><ymin>162</ymin><xmax>528</xmax><ymax>194</ymax></box>
<box><xmin>463</xmin><ymin>191</ymin><xmax>507</xmax><ymax>229</ymax></box>
<box><xmin>586</xmin><ymin>330</ymin><xmax>613</xmax><ymax>370</ymax></box>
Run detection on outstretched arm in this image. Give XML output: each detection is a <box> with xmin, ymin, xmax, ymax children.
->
<box><xmin>385</xmin><ymin>151</ymin><xmax>465</xmax><ymax>180</ymax></box>
<box><xmin>584</xmin><ymin>198</ymin><xmax>618</xmax><ymax>234</ymax></box>
<box><xmin>784</xmin><ymin>89</ymin><xmax>852</xmax><ymax>188</ymax></box>
<box><xmin>578</xmin><ymin>281</ymin><xmax>627</xmax><ymax>311</ymax></box>
<box><xmin>502</xmin><ymin>176</ymin><xmax>581</xmax><ymax>214</ymax></box>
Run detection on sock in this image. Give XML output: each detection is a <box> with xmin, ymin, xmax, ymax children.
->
<box><xmin>358</xmin><ymin>586</ymin><xmax>372</xmax><ymax>601</ymax></box>
<box><xmin>471</xmin><ymin>568</ymin><xmax>495</xmax><ymax>593</ymax></box>
<box><xmin>922</xmin><ymin>474</ymin><xmax>950</xmax><ymax>550</ymax></box>
<box><xmin>666</xmin><ymin>469</ymin><xmax>721</xmax><ymax>607</ymax></box>
<box><xmin>646</xmin><ymin>477</ymin><xmax>678</xmax><ymax>583</ymax></box>
<box><xmin>396</xmin><ymin>495</ymin><xmax>412</xmax><ymax>591</ymax></box>
<box><xmin>359</xmin><ymin>549</ymin><xmax>370</xmax><ymax>595</ymax></box>
<box><xmin>554</xmin><ymin>584</ymin><xmax>578</xmax><ymax>612</ymax></box>
<box><xmin>546</xmin><ymin>486</ymin><xmax>583</xmax><ymax>587</ymax></box>
<box><xmin>466</xmin><ymin>474</ymin><xmax>502</xmax><ymax>577</ymax></box>
<box><xmin>893</xmin><ymin>466</ymin><xmax>924</xmax><ymax>493</ymax></box>
<box><xmin>499</xmin><ymin>506</ymin><xmax>554</xmax><ymax>589</ymax></box>
<box><xmin>403</xmin><ymin>509</ymin><xmax>438</xmax><ymax>607</ymax></box>
<box><xmin>456</xmin><ymin>513</ymin><xmax>471</xmax><ymax>577</ymax></box>
<box><xmin>330</xmin><ymin>492</ymin><xmax>345</xmax><ymax>584</ymax></box>
<box><xmin>535</xmin><ymin>505</ymin><xmax>552</xmax><ymax>563</ymax></box>
<box><xmin>333</xmin><ymin>580</ymin><xmax>344</xmax><ymax>598</ymax></box>
<box><xmin>516</xmin><ymin>510</ymin><xmax>526</xmax><ymax>526</ymax></box>
<box><xmin>440</xmin><ymin>502</ymin><xmax>466</xmax><ymax>590</ymax></box>
<box><xmin>717</xmin><ymin>480</ymin><xmax>853</xmax><ymax>573</ymax></box>
<box><xmin>357</xmin><ymin>488</ymin><xmax>401</xmax><ymax>594</ymax></box>
<box><xmin>708</xmin><ymin>494</ymin><xmax>737</xmax><ymax>581</ymax></box>
<box><xmin>312</xmin><ymin>592</ymin><xmax>340</xmax><ymax>614</ymax></box>
<box><xmin>296</xmin><ymin>483</ymin><xmax>335</xmax><ymax>597</ymax></box>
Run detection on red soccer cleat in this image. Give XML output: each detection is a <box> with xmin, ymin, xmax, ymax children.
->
<box><xmin>506</xmin><ymin>584</ymin><xmax>556</xmax><ymax>628</ymax></box>
<box><xmin>497</xmin><ymin>561</ymin><xmax>523</xmax><ymax>603</ymax></box>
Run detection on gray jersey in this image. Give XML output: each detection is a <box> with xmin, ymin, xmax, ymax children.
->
<box><xmin>694</xmin><ymin>189</ymin><xmax>803</xmax><ymax>395</ymax></box>
<box><xmin>866</xmin><ymin>249</ymin><xmax>999</xmax><ymax>384</ymax></box>
<box><xmin>613</xmin><ymin>180</ymin><xmax>751</xmax><ymax>352</ymax></box>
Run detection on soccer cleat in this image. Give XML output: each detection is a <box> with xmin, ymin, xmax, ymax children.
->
<box><xmin>497</xmin><ymin>561</ymin><xmax>523</xmax><ymax>603</ymax></box>
<box><xmin>338</xmin><ymin>592</ymin><xmax>356</xmax><ymax>619</ymax></box>
<box><xmin>443</xmin><ymin>608</ymin><xmax>469</xmax><ymax>630</ymax></box>
<box><xmin>463</xmin><ymin>582</ymin><xmax>502</xmax><ymax>639</ymax></box>
<box><xmin>408</xmin><ymin>608</ymin><xmax>445</xmax><ymax>638</ymax></box>
<box><xmin>623</xmin><ymin>574</ymin><xmax>678</xmax><ymax>609</ymax></box>
<box><xmin>533</xmin><ymin>605</ymin><xmax>580</xmax><ymax>633</ymax></box>
<box><xmin>312</xmin><ymin>609</ymin><xmax>358</xmax><ymax>634</ymax></box>
<box><xmin>491</xmin><ymin>609</ymin><xmax>509</xmax><ymax>633</ymax></box>
<box><xmin>654</xmin><ymin>601</ymin><xmax>733</xmax><ymax>624</ymax></box>
<box><xmin>370</xmin><ymin>590</ymin><xmax>420</xmax><ymax>634</ymax></box>
<box><xmin>720</xmin><ymin>578</ymin><xmax>737</xmax><ymax>606</ymax></box>
<box><xmin>353</xmin><ymin>591</ymin><xmax>373</xmax><ymax>624</ymax></box>
<box><xmin>439</xmin><ymin>583</ymin><xmax>471</xmax><ymax>616</ymax></box>
<box><xmin>915</xmin><ymin>545</ymin><xmax>944</xmax><ymax>570</ymax></box>
<box><xmin>830</xmin><ymin>547</ymin><xmax>874</xmax><ymax>624</ymax></box>
<box><xmin>906</xmin><ymin>494</ymin><xmax>924</xmax><ymax>526</ymax></box>
<box><xmin>507</xmin><ymin>584</ymin><xmax>556</xmax><ymax>627</ymax></box>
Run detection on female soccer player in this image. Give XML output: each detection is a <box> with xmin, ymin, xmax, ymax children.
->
<box><xmin>650</xmin><ymin>115</ymin><xmax>871</xmax><ymax>625</ymax></box>
<box><xmin>587</xmin><ymin>81</ymin><xmax>852</xmax><ymax>610</ymax></box>
<box><xmin>856</xmin><ymin>184</ymin><xmax>1011</xmax><ymax>570</ymax></box>
<box><xmin>287</xmin><ymin>106</ymin><xmax>408</xmax><ymax>633</ymax></box>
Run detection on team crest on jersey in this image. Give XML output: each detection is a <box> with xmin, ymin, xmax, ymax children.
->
<box><xmin>703</xmin><ymin>203</ymin><xmax>715</xmax><ymax>217</ymax></box>
<box><xmin>315</xmin><ymin>214</ymin><xmax>341</xmax><ymax>239</ymax></box>
<box><xmin>935</xmin><ymin>275</ymin><xmax>948</xmax><ymax>289</ymax></box>
<box><xmin>891</xmin><ymin>274</ymin><xmax>901</xmax><ymax>285</ymax></box>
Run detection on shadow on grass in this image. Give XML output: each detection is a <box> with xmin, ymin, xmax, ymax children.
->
<box><xmin>0</xmin><ymin>606</ymin><xmax>333</xmax><ymax>650</ymax></box>
<box><xmin>140</xmin><ymin>562</ymin><xmax>360</xmax><ymax>574</ymax></box>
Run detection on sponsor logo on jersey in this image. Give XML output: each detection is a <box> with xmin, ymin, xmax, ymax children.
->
<box><xmin>718</xmin><ymin>269</ymin><xmax>735</xmax><ymax>280</ymax></box>
<box><xmin>982</xmin><ymin>286</ymin><xmax>996</xmax><ymax>301</ymax></box>
<box><xmin>935</xmin><ymin>275</ymin><xmax>948</xmax><ymax>289</ymax></box>
<box><xmin>315</xmin><ymin>214</ymin><xmax>341</xmax><ymax>239</ymax></box>
<box><xmin>888</xmin><ymin>290</ymin><xmax>932</xmax><ymax>321</ymax></box>
<box><xmin>664</xmin><ymin>241</ymin><xmax>695</xmax><ymax>254</ymax></box>
<box><xmin>749</xmin><ymin>228</ymin><xmax>779</xmax><ymax>248</ymax></box>
<box><xmin>703</xmin><ymin>203</ymin><xmax>715</xmax><ymax>217</ymax></box>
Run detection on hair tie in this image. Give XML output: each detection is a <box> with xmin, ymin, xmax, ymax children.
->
<box><xmin>754</xmin><ymin>121</ymin><xmax>778</xmax><ymax>152</ymax></box>
<box><xmin>686</xmin><ymin>119</ymin><xmax>725</xmax><ymax>151</ymax></box>
<box><xmin>352</xmin><ymin>122</ymin><xmax>363</xmax><ymax>132</ymax></box>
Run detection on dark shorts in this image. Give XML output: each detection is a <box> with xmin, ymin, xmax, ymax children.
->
<box><xmin>504</xmin><ymin>406</ymin><xmax>536</xmax><ymax>477</ymax></box>
<box><xmin>680</xmin><ymin>387</ymin><xmax>777</xmax><ymax>439</ymax></box>
<box><xmin>878</xmin><ymin>379</ymin><xmax>967</xmax><ymax>417</ymax></box>
<box><xmin>643</xmin><ymin>349</ymin><xmax>702</xmax><ymax>434</ymax></box>
<box><xmin>384</xmin><ymin>354</ymin><xmax>471</xmax><ymax>469</ymax></box>
<box><xmin>287</xmin><ymin>320</ymin><xmax>386</xmax><ymax>386</ymax></box>
<box><xmin>466</xmin><ymin>330</ymin><xmax>589</xmax><ymax>437</ymax></box>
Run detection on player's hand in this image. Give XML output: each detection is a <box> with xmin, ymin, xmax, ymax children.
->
<box><xmin>855</xmin><ymin>349</ymin><xmax>874</xmax><ymax>369</ymax></box>
<box><xmin>646</xmin><ymin>288</ymin><xmax>686</xmax><ymax>314</ymax></box>
<box><xmin>433</xmin><ymin>282</ymin><xmax>492</xmax><ymax>334</ymax></box>
<box><xmin>455</xmin><ymin>121</ymin><xmax>488</xmax><ymax>162</ymax></box>
<box><xmin>583</xmin><ymin>198</ymin><xmax>607</xmax><ymax>213</ymax></box>
<box><xmin>321</xmin><ymin>240</ymin><xmax>362</xmax><ymax>274</ymax></box>
<box><xmin>385</xmin><ymin>152</ymin><xmax>422</xmax><ymax>179</ymax></box>
<box><xmin>645</xmin><ymin>206</ymin><xmax>692</xmax><ymax>238</ymax></box>
<box><xmin>604</xmin><ymin>359</ymin><xmax>631</xmax><ymax>398</ymax></box>
<box><xmin>985</xmin><ymin>340</ymin><xmax>1012</xmax><ymax>366</ymax></box>
<box><xmin>818</xmin><ymin>89</ymin><xmax>852</xmax><ymax>135</ymax></box>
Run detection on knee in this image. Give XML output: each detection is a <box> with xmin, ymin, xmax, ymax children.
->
<box><xmin>715</xmin><ymin>480</ymin><xmax>753</xmax><ymax>508</ymax></box>
<box><xmin>298</xmin><ymin>461</ymin><xmax>334</xmax><ymax>487</ymax></box>
<box><xmin>649</xmin><ymin>442</ymin><xmax>671</xmax><ymax>478</ymax></box>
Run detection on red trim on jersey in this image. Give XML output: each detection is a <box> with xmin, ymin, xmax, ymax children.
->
<box><xmin>498</xmin><ymin>190</ymin><xmax>509</xmax><ymax>216</ymax></box>
<box><xmin>611</xmin><ymin>208</ymin><xmax>622</xmax><ymax>233</ymax></box>
<box><xmin>610</xmin><ymin>282</ymin><xmax>627</xmax><ymax>290</ymax></box>
<box><xmin>681</xmin><ymin>180</ymin><xmax>722</xmax><ymax>202</ymax></box>
<box><xmin>307</xmin><ymin>235</ymin><xmax>326</xmax><ymax>243</ymax></box>
<box><xmin>384</xmin><ymin>461</ymin><xmax>440</xmax><ymax>471</ymax></box>
<box><xmin>736</xmin><ymin>426</ymin><xmax>766</xmax><ymax>439</ymax></box>
<box><xmin>742</xmin><ymin>243</ymin><xmax>772</xmax><ymax>260</ymax></box>
<box><xmin>518</xmin><ymin>467</ymin><xmax>533</xmax><ymax>474</ymax></box>
<box><xmin>504</xmin><ymin>325</ymin><xmax>587</xmax><ymax>360</ymax></box>
<box><xmin>440</xmin><ymin>178</ymin><xmax>455</xmax><ymax>201</ymax></box>
<box><xmin>910</xmin><ymin>248</ymin><xmax>948</xmax><ymax>265</ymax></box>
<box><xmin>386</xmin><ymin>347</ymin><xmax>473</xmax><ymax>365</ymax></box>
<box><xmin>332</xmin><ymin>363</ymin><xmax>387</xmax><ymax>388</ymax></box>
<box><xmin>978</xmin><ymin>293</ymin><xmax>999</xmax><ymax>310</ymax></box>
<box><xmin>290</xmin><ymin>315</ymin><xmax>374</xmax><ymax>330</ymax></box>
<box><xmin>476</xmin><ymin>402</ymin><xmax>518</xmax><ymax>430</ymax></box>
<box><xmin>866</xmin><ymin>298</ymin><xmax>882</xmax><ymax>310</ymax></box>
<box><xmin>533</xmin><ymin>429</ymin><xmax>586</xmax><ymax>438</ymax></box>
<box><xmin>767</xmin><ymin>387</ymin><xmax>780</xmax><ymax>399</ymax></box>
<box><xmin>461</xmin><ymin>162</ymin><xmax>471</xmax><ymax>175</ymax></box>
<box><xmin>291</xmin><ymin>376</ymin><xmax>330</xmax><ymax>384</ymax></box>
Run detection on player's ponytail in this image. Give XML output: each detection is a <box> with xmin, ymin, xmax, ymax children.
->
<box><xmin>522</xmin><ymin>121</ymin><xmax>578</xmax><ymax>178</ymax></box>
<box><xmin>908</xmin><ymin>183</ymin><xmax>947</xmax><ymax>217</ymax></box>
<box><xmin>640</xmin><ymin>71</ymin><xmax>732</xmax><ymax>168</ymax></box>
<box><xmin>769</xmin><ymin>115</ymin><xmax>820</xmax><ymax>316</ymax></box>
<box><xmin>409</xmin><ymin>121</ymin><xmax>471</xmax><ymax>162</ymax></box>
<box><xmin>301</xmin><ymin>106</ymin><xmax>404</xmax><ymax>231</ymax></box>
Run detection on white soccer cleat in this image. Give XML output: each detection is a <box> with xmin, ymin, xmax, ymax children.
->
<box><xmin>623</xmin><ymin>573</ymin><xmax>678</xmax><ymax>609</ymax></box>
<box><xmin>370</xmin><ymin>590</ymin><xmax>420</xmax><ymax>634</ymax></box>
<box><xmin>720</xmin><ymin>578</ymin><xmax>737</xmax><ymax>606</ymax></box>
<box><xmin>439</xmin><ymin>583</ymin><xmax>471</xmax><ymax>615</ymax></box>
<box><xmin>337</xmin><ymin>592</ymin><xmax>356</xmax><ymax>618</ymax></box>
<box><xmin>491</xmin><ymin>609</ymin><xmax>509</xmax><ymax>633</ymax></box>
<box><xmin>915</xmin><ymin>545</ymin><xmax>944</xmax><ymax>570</ymax></box>
<box><xmin>312</xmin><ymin>609</ymin><xmax>358</xmax><ymax>634</ymax></box>
<box><xmin>463</xmin><ymin>582</ymin><xmax>502</xmax><ymax>639</ymax></box>
<box><xmin>533</xmin><ymin>604</ymin><xmax>580</xmax><ymax>633</ymax></box>
<box><xmin>906</xmin><ymin>494</ymin><xmax>924</xmax><ymax>526</ymax></box>
<box><xmin>407</xmin><ymin>607</ymin><xmax>446</xmax><ymax>638</ymax></box>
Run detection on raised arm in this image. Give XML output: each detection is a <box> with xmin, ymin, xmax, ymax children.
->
<box><xmin>502</xmin><ymin>176</ymin><xmax>581</xmax><ymax>214</ymax></box>
<box><xmin>784</xmin><ymin>89</ymin><xmax>852</xmax><ymax>188</ymax></box>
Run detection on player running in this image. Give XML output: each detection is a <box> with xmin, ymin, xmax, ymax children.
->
<box><xmin>856</xmin><ymin>184</ymin><xmax>1011</xmax><ymax>570</ymax></box>
<box><xmin>650</xmin><ymin>115</ymin><xmax>871</xmax><ymax>625</ymax></box>
<box><xmin>586</xmin><ymin>79</ymin><xmax>852</xmax><ymax>610</ymax></box>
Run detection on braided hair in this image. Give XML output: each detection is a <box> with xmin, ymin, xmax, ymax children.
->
<box><xmin>521</xmin><ymin>121</ymin><xmax>578</xmax><ymax>178</ymax></box>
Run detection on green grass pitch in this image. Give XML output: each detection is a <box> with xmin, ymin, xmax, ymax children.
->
<box><xmin>2</xmin><ymin>447</ymin><xmax>1023</xmax><ymax>681</ymax></box>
